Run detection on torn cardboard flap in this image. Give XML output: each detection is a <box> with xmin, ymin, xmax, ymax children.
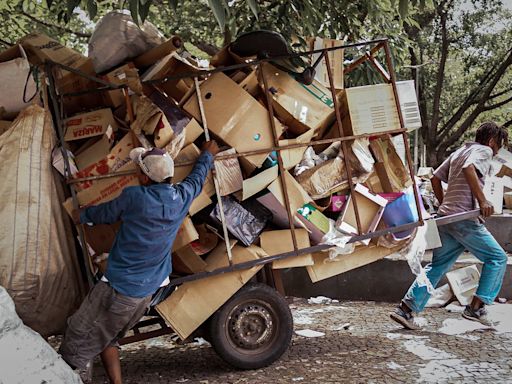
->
<box><xmin>64</xmin><ymin>109</ymin><xmax>118</xmax><ymax>142</ymax></box>
<box><xmin>102</xmin><ymin>63</ymin><xmax>142</xmax><ymax>108</ymax></box>
<box><xmin>370</xmin><ymin>136</ymin><xmax>412</xmax><ymax>193</ymax></box>
<box><xmin>336</xmin><ymin>183</ymin><xmax>388</xmax><ymax>246</ymax></box>
<box><xmin>215</xmin><ymin>148</ymin><xmax>243</xmax><ymax>196</ymax></box>
<box><xmin>131</xmin><ymin>95</ymin><xmax>174</xmax><ymax>148</ymax></box>
<box><xmin>156</xmin><ymin>244</ymin><xmax>267</xmax><ymax>340</ymax></box>
<box><xmin>240</xmin><ymin>165</ymin><xmax>279</xmax><ymax>201</ymax></box>
<box><xmin>310</xmin><ymin>37</ymin><xmax>344</xmax><ymax>89</ymax></box>
<box><xmin>172</xmin><ymin>216</ymin><xmax>199</xmax><ymax>251</ymax></box>
<box><xmin>279</xmin><ymin>129</ymin><xmax>316</xmax><ymax>170</ymax></box>
<box><xmin>260</xmin><ymin>229</ymin><xmax>313</xmax><ymax>269</ymax></box>
<box><xmin>183</xmin><ymin>72</ymin><xmax>284</xmax><ymax>168</ymax></box>
<box><xmin>259</xmin><ymin>64</ymin><xmax>336</xmax><ymax>137</ymax></box>
<box><xmin>173</xmin><ymin>245</ymin><xmax>207</xmax><ymax>274</ymax></box>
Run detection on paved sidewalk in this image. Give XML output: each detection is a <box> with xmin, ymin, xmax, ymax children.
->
<box><xmin>78</xmin><ymin>299</ymin><xmax>512</xmax><ymax>383</ymax></box>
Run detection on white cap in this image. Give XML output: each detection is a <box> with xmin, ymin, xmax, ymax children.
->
<box><xmin>129</xmin><ymin>147</ymin><xmax>174</xmax><ymax>182</ymax></box>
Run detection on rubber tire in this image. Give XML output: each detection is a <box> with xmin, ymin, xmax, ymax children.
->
<box><xmin>209</xmin><ymin>283</ymin><xmax>293</xmax><ymax>370</ymax></box>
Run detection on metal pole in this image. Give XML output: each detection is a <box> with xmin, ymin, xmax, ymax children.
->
<box><xmin>259</xmin><ymin>63</ymin><xmax>299</xmax><ymax>254</ymax></box>
<box><xmin>193</xmin><ymin>77</ymin><xmax>234</xmax><ymax>265</ymax></box>
<box><xmin>323</xmin><ymin>51</ymin><xmax>363</xmax><ymax>235</ymax></box>
<box><xmin>383</xmin><ymin>41</ymin><xmax>424</xmax><ymax>225</ymax></box>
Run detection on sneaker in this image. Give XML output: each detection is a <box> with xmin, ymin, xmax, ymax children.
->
<box><xmin>390</xmin><ymin>306</ymin><xmax>421</xmax><ymax>330</ymax></box>
<box><xmin>462</xmin><ymin>305</ymin><xmax>494</xmax><ymax>327</ymax></box>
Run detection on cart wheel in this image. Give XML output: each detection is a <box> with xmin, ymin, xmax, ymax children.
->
<box><xmin>209</xmin><ymin>283</ymin><xmax>293</xmax><ymax>370</ymax></box>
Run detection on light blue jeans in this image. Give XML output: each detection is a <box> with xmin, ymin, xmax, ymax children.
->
<box><xmin>403</xmin><ymin>219</ymin><xmax>507</xmax><ymax>313</ymax></box>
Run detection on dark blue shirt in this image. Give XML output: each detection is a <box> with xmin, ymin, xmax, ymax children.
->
<box><xmin>80</xmin><ymin>151</ymin><xmax>213</xmax><ymax>298</ymax></box>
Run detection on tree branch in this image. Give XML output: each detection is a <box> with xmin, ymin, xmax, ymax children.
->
<box><xmin>20</xmin><ymin>11</ymin><xmax>91</xmax><ymax>39</ymax></box>
<box><xmin>483</xmin><ymin>94</ymin><xmax>512</xmax><ymax>111</ymax></box>
<box><xmin>503</xmin><ymin>119</ymin><xmax>512</xmax><ymax>128</ymax></box>
<box><xmin>0</xmin><ymin>38</ymin><xmax>14</xmax><ymax>48</ymax></box>
<box><xmin>429</xmin><ymin>1</ymin><xmax>450</xmax><ymax>146</ymax></box>
<box><xmin>488</xmin><ymin>87</ymin><xmax>512</xmax><ymax>100</ymax></box>
<box><xmin>438</xmin><ymin>47</ymin><xmax>512</xmax><ymax>153</ymax></box>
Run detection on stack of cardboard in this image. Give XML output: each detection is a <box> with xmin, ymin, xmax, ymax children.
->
<box><xmin>0</xmin><ymin>31</ymin><xmax>425</xmax><ymax>340</ymax></box>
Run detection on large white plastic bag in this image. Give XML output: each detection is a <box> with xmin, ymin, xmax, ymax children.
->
<box><xmin>88</xmin><ymin>11</ymin><xmax>165</xmax><ymax>73</ymax></box>
<box><xmin>0</xmin><ymin>105</ymin><xmax>85</xmax><ymax>337</ymax></box>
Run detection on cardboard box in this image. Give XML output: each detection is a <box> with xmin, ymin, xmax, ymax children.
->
<box><xmin>370</xmin><ymin>136</ymin><xmax>412</xmax><ymax>193</ymax></box>
<box><xmin>446</xmin><ymin>265</ymin><xmax>480</xmax><ymax>306</ymax></box>
<box><xmin>156</xmin><ymin>244</ymin><xmax>267</xmax><ymax>340</ymax></box>
<box><xmin>295</xmin><ymin>156</ymin><xmax>349</xmax><ymax>199</ymax></box>
<box><xmin>336</xmin><ymin>184</ymin><xmax>388</xmax><ymax>246</ymax></box>
<box><xmin>260</xmin><ymin>229</ymin><xmax>313</xmax><ymax>269</ymax></box>
<box><xmin>102</xmin><ymin>63</ymin><xmax>142</xmax><ymax>108</ymax></box>
<box><xmin>256</xmin><ymin>171</ymin><xmax>325</xmax><ymax>244</ymax></box>
<box><xmin>73</xmin><ymin>132</ymin><xmax>137</xmax><ymax>191</ymax></box>
<box><xmin>306</xmin><ymin>244</ymin><xmax>398</xmax><ymax>283</ymax></box>
<box><xmin>0</xmin><ymin>44</ymin><xmax>38</xmax><ymax>118</ymax></box>
<box><xmin>173</xmin><ymin>144</ymin><xmax>215</xmax><ymax>215</ymax></box>
<box><xmin>64</xmin><ymin>108</ymin><xmax>118</xmax><ymax>142</ymax></box>
<box><xmin>74</xmin><ymin>128</ymin><xmax>115</xmax><ymax>170</ymax></box>
<box><xmin>259</xmin><ymin>64</ymin><xmax>336</xmax><ymax>136</ymax></box>
<box><xmin>172</xmin><ymin>216</ymin><xmax>199</xmax><ymax>251</ymax></box>
<box><xmin>310</xmin><ymin>37</ymin><xmax>344</xmax><ymax>89</ymax></box>
<box><xmin>133</xmin><ymin>38</ymin><xmax>182</xmax><ymax>69</ymax></box>
<box><xmin>237</xmin><ymin>165</ymin><xmax>279</xmax><ymax>201</ymax></box>
<box><xmin>483</xmin><ymin>176</ymin><xmax>504</xmax><ymax>214</ymax></box>
<box><xmin>396</xmin><ymin>80</ymin><xmax>422</xmax><ymax>131</ymax></box>
<box><xmin>173</xmin><ymin>245</ymin><xmax>207</xmax><ymax>274</ymax></box>
<box><xmin>338</xmin><ymin>83</ymin><xmax>401</xmax><ymax>136</ymax></box>
<box><xmin>183</xmin><ymin>72</ymin><xmax>284</xmax><ymax>169</ymax></box>
<box><xmin>297</xmin><ymin>203</ymin><xmax>331</xmax><ymax>234</ymax></box>
<box><xmin>215</xmin><ymin>149</ymin><xmax>243</xmax><ymax>196</ymax></box>
<box><xmin>141</xmin><ymin>52</ymin><xmax>200</xmax><ymax>102</ymax></box>
<box><xmin>131</xmin><ymin>95</ymin><xmax>174</xmax><ymax>148</ymax></box>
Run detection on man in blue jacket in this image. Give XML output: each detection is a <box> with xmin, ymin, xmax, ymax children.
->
<box><xmin>60</xmin><ymin>141</ymin><xmax>219</xmax><ymax>384</ymax></box>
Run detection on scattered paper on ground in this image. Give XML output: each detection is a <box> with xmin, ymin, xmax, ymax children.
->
<box><xmin>308</xmin><ymin>296</ymin><xmax>339</xmax><ymax>305</ymax></box>
<box><xmin>402</xmin><ymin>339</ymin><xmax>456</xmax><ymax>360</ymax></box>
<box><xmin>295</xmin><ymin>329</ymin><xmax>325</xmax><ymax>337</ymax></box>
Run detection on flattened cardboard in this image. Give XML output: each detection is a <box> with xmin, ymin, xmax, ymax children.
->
<box><xmin>310</xmin><ymin>37</ymin><xmax>344</xmax><ymax>89</ymax></box>
<box><xmin>215</xmin><ymin>149</ymin><xmax>243</xmax><ymax>196</ymax></box>
<box><xmin>446</xmin><ymin>265</ymin><xmax>480</xmax><ymax>306</ymax></box>
<box><xmin>396</xmin><ymin>80</ymin><xmax>422</xmax><ymax>131</ymax></box>
<box><xmin>260</xmin><ymin>229</ymin><xmax>313</xmax><ymax>269</ymax></box>
<box><xmin>184</xmin><ymin>118</ymin><xmax>203</xmax><ymax>146</ymax></box>
<box><xmin>133</xmin><ymin>38</ymin><xmax>182</xmax><ymax>69</ymax></box>
<box><xmin>306</xmin><ymin>245</ymin><xmax>398</xmax><ymax>283</ymax></box>
<box><xmin>156</xmin><ymin>244</ymin><xmax>267</xmax><ymax>340</ymax></box>
<box><xmin>339</xmin><ymin>84</ymin><xmax>401</xmax><ymax>136</ymax></box>
<box><xmin>370</xmin><ymin>136</ymin><xmax>412</xmax><ymax>193</ymax></box>
<box><xmin>259</xmin><ymin>64</ymin><xmax>335</xmax><ymax>137</ymax></box>
<box><xmin>241</xmin><ymin>165</ymin><xmax>279</xmax><ymax>201</ymax></box>
<box><xmin>172</xmin><ymin>216</ymin><xmax>199</xmax><ymax>251</ymax></box>
<box><xmin>183</xmin><ymin>72</ymin><xmax>284</xmax><ymax>168</ymax></box>
<box><xmin>279</xmin><ymin>129</ymin><xmax>316</xmax><ymax>170</ymax></box>
<box><xmin>64</xmin><ymin>109</ymin><xmax>118</xmax><ymax>142</ymax></box>
<box><xmin>336</xmin><ymin>184</ymin><xmax>388</xmax><ymax>246</ymax></box>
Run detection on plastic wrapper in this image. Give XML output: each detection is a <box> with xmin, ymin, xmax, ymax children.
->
<box><xmin>88</xmin><ymin>11</ymin><xmax>165</xmax><ymax>73</ymax></box>
<box><xmin>215</xmin><ymin>149</ymin><xmax>243</xmax><ymax>196</ymax></box>
<box><xmin>210</xmin><ymin>196</ymin><xmax>272</xmax><ymax>246</ymax></box>
<box><xmin>320</xmin><ymin>219</ymin><xmax>355</xmax><ymax>260</ymax></box>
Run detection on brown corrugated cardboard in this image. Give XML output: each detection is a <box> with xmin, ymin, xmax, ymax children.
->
<box><xmin>259</xmin><ymin>64</ymin><xmax>336</xmax><ymax>137</ymax></box>
<box><xmin>172</xmin><ymin>216</ymin><xmax>199</xmax><ymax>251</ymax></box>
<box><xmin>133</xmin><ymin>38</ymin><xmax>182</xmax><ymax>69</ymax></box>
<box><xmin>215</xmin><ymin>148</ymin><xmax>243</xmax><ymax>196</ymax></box>
<box><xmin>184</xmin><ymin>118</ymin><xmax>203</xmax><ymax>146</ymax></box>
<box><xmin>74</xmin><ymin>129</ymin><xmax>115</xmax><ymax>170</ymax></box>
<box><xmin>239</xmin><ymin>165</ymin><xmax>279</xmax><ymax>201</ymax></box>
<box><xmin>339</xmin><ymin>83</ymin><xmax>401</xmax><ymax>136</ymax></box>
<box><xmin>131</xmin><ymin>95</ymin><xmax>173</xmax><ymax>148</ymax></box>
<box><xmin>183</xmin><ymin>72</ymin><xmax>284</xmax><ymax>169</ymax></box>
<box><xmin>156</xmin><ymin>244</ymin><xmax>266</xmax><ymax>340</ymax></box>
<box><xmin>260</xmin><ymin>229</ymin><xmax>313</xmax><ymax>269</ymax></box>
<box><xmin>310</xmin><ymin>37</ymin><xmax>344</xmax><ymax>89</ymax></box>
<box><xmin>336</xmin><ymin>184</ymin><xmax>388</xmax><ymax>246</ymax></box>
<box><xmin>279</xmin><ymin>129</ymin><xmax>316</xmax><ymax>170</ymax></box>
<box><xmin>306</xmin><ymin>245</ymin><xmax>398</xmax><ymax>283</ymax></box>
<box><xmin>64</xmin><ymin>109</ymin><xmax>118</xmax><ymax>142</ymax></box>
<box><xmin>173</xmin><ymin>245</ymin><xmax>207</xmax><ymax>274</ymax></box>
<box><xmin>370</xmin><ymin>136</ymin><xmax>412</xmax><ymax>193</ymax></box>
<box><xmin>102</xmin><ymin>63</ymin><xmax>142</xmax><ymax>108</ymax></box>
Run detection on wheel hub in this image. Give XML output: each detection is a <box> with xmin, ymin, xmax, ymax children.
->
<box><xmin>228</xmin><ymin>303</ymin><xmax>274</xmax><ymax>350</ymax></box>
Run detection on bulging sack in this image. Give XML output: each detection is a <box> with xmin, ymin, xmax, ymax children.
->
<box><xmin>0</xmin><ymin>105</ymin><xmax>85</xmax><ymax>336</ymax></box>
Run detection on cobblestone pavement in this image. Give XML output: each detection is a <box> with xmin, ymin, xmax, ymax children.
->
<box><xmin>79</xmin><ymin>299</ymin><xmax>512</xmax><ymax>383</ymax></box>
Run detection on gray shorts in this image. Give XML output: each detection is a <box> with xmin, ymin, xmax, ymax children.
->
<box><xmin>59</xmin><ymin>281</ymin><xmax>151</xmax><ymax>369</ymax></box>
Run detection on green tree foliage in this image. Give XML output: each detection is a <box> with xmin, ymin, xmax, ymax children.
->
<box><xmin>404</xmin><ymin>0</ymin><xmax>512</xmax><ymax>165</ymax></box>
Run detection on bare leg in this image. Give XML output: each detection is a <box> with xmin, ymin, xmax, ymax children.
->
<box><xmin>100</xmin><ymin>346</ymin><xmax>122</xmax><ymax>384</ymax></box>
<box><xmin>470</xmin><ymin>296</ymin><xmax>484</xmax><ymax>310</ymax></box>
